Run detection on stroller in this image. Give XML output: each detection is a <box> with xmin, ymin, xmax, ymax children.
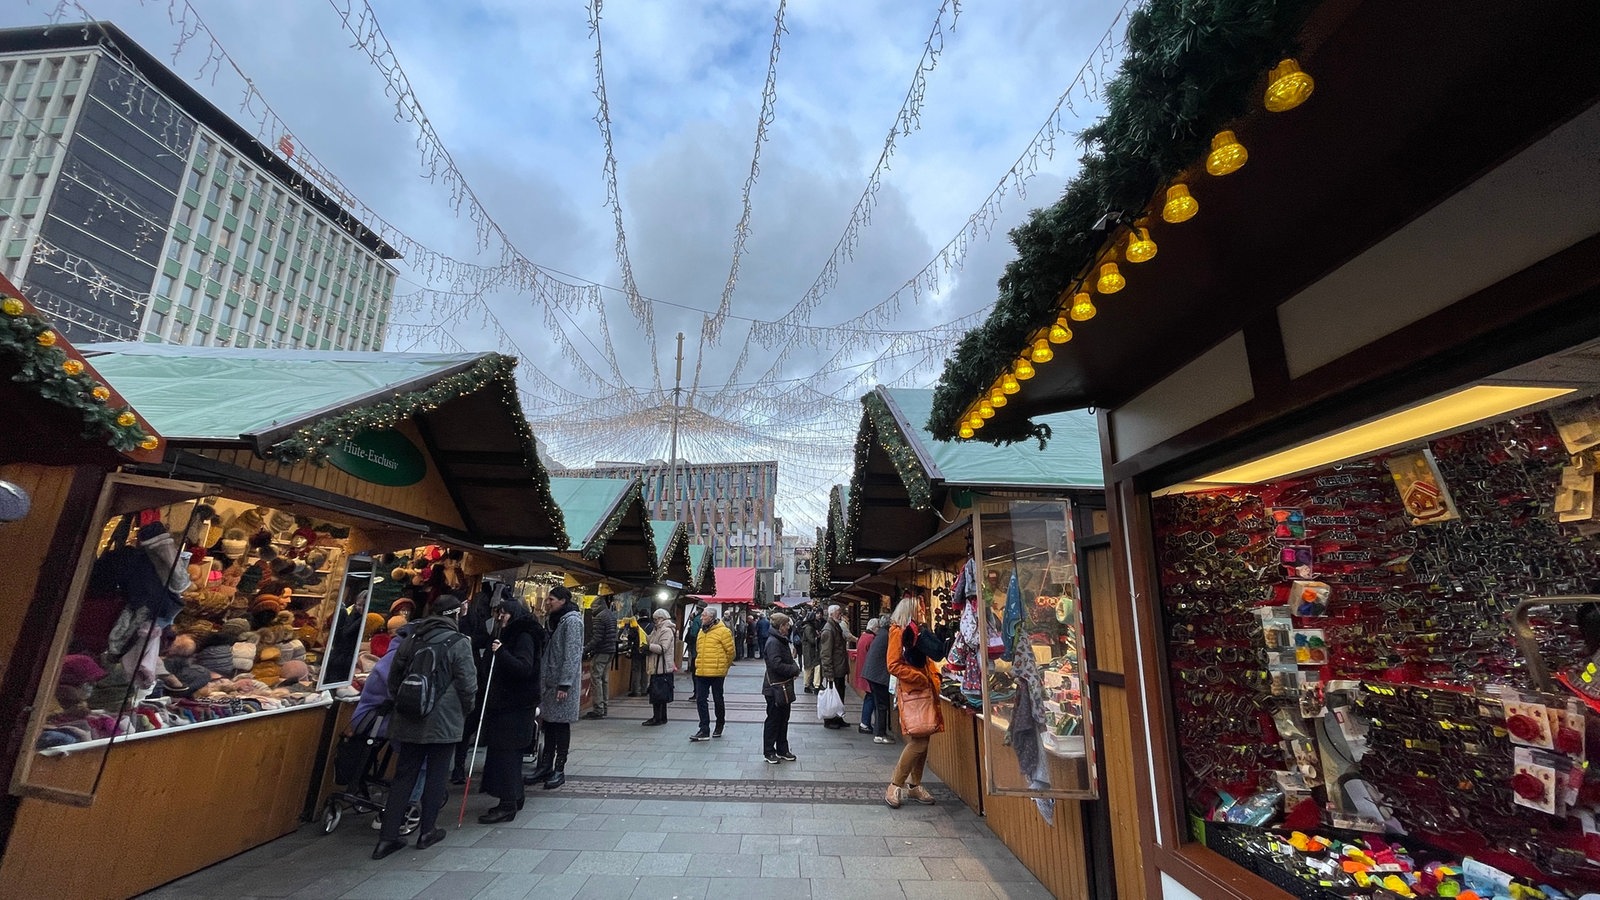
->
<box><xmin>319</xmin><ymin>709</ymin><xmax>394</xmax><ymax>834</ymax></box>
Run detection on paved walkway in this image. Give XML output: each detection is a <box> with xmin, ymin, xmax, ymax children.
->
<box><xmin>141</xmin><ymin>663</ymin><xmax>1051</xmax><ymax>900</ymax></box>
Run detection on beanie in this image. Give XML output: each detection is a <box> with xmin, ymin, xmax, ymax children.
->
<box><xmin>59</xmin><ymin>653</ymin><xmax>106</xmax><ymax>687</ymax></box>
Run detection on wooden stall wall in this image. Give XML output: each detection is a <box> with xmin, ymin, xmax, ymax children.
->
<box><xmin>0</xmin><ymin>463</ymin><xmax>79</xmax><ymax>672</ymax></box>
<box><xmin>1087</xmin><ymin>543</ymin><xmax>1147</xmax><ymax>900</ymax></box>
<box><xmin>926</xmin><ymin>698</ymin><xmax>983</xmax><ymax>814</ymax></box>
<box><xmin>0</xmin><ymin>706</ymin><xmax>328</xmax><ymax>899</ymax></box>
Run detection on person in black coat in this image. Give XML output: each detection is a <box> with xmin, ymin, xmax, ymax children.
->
<box><xmin>477</xmin><ymin>595</ymin><xmax>542</xmax><ymax>823</ymax></box>
<box><xmin>451</xmin><ymin>582</ymin><xmax>498</xmax><ymax>783</ymax></box>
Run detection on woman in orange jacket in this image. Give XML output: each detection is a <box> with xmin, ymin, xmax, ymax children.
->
<box><xmin>884</xmin><ymin>592</ymin><xmax>943</xmax><ymax>808</ymax></box>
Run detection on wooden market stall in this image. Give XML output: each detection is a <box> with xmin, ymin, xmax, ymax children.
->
<box><xmin>926</xmin><ymin>2</ymin><xmax>1600</xmax><ymax>898</ymax></box>
<box><xmin>0</xmin><ymin>341</ymin><xmax>566</xmax><ymax>898</ymax></box>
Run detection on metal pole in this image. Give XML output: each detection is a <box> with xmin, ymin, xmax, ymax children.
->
<box><xmin>668</xmin><ymin>332</ymin><xmax>684</xmax><ymax>520</ymax></box>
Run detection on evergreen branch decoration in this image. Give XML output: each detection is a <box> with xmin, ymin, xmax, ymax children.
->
<box><xmin>269</xmin><ymin>353</ymin><xmax>570</xmax><ymax>549</ymax></box>
<box><xmin>0</xmin><ymin>293</ymin><xmax>157</xmax><ymax>453</ymax></box>
<box><xmin>927</xmin><ymin>0</ymin><xmax>1319</xmax><ymax>442</ymax></box>
<box><xmin>864</xmin><ymin>391</ymin><xmax>934</xmax><ymax>511</ymax></box>
<box><xmin>810</xmin><ymin>525</ymin><xmax>833</xmax><ymax>598</ymax></box>
<box><xmin>586</xmin><ymin>479</ymin><xmax>646</xmax><ymax>562</ymax></box>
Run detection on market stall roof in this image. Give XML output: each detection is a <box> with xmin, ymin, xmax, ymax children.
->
<box><xmin>689</xmin><ymin>566</ymin><xmax>757</xmax><ymax>606</ymax></box>
<box><xmin>844</xmin><ymin>386</ymin><xmax>1101</xmax><ymax>565</ymax></box>
<box><xmin>548</xmin><ymin>476</ymin><xmax>655</xmax><ymax>586</ymax></box>
<box><xmin>649</xmin><ymin>518</ymin><xmax>691</xmax><ymax>587</ymax></box>
<box><xmin>0</xmin><ymin>277</ymin><xmax>162</xmax><ymax>467</ymax></box>
<box><xmin>78</xmin><ymin>343</ymin><xmax>565</xmax><ymax>548</ymax></box>
<box><xmin>927</xmin><ymin>1</ymin><xmax>1600</xmax><ymax>442</ymax></box>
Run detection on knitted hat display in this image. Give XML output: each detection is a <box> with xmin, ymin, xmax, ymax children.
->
<box><xmin>220</xmin><ymin>528</ymin><xmax>249</xmax><ymax>560</ymax></box>
<box><xmin>280</xmin><ymin>639</ymin><xmax>307</xmax><ymax>662</ymax></box>
<box><xmin>194</xmin><ymin>643</ymin><xmax>236</xmax><ymax>676</ymax></box>
<box><xmin>231</xmin><ymin>635</ymin><xmax>260</xmax><ymax>673</ymax></box>
<box><xmin>218</xmin><ymin>618</ymin><xmax>251</xmax><ymax>643</ymax></box>
<box><xmin>251</xmin><ymin>645</ymin><xmax>282</xmax><ymax>683</ymax></box>
<box><xmin>278</xmin><ymin>659</ymin><xmax>309</xmax><ymax>684</ymax></box>
<box><xmin>59</xmin><ymin>654</ymin><xmax>106</xmax><ymax>687</ymax></box>
<box><xmin>268</xmin><ymin>510</ymin><xmax>295</xmax><ymax>535</ymax></box>
<box><xmin>364</xmin><ymin>612</ymin><xmax>384</xmax><ymax>638</ymax></box>
<box><xmin>230</xmin><ymin>507</ymin><xmax>266</xmax><ymax>535</ymax></box>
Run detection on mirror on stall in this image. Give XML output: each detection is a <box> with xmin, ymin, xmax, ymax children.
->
<box><xmin>316</xmin><ymin>553</ymin><xmax>375</xmax><ymax>691</ymax></box>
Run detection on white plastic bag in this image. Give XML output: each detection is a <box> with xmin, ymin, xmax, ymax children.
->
<box><xmin>816</xmin><ymin>685</ymin><xmax>845</xmax><ymax>720</ymax></box>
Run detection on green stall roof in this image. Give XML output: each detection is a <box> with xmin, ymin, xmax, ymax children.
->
<box><xmin>883</xmin><ymin>387</ymin><xmax>1103</xmax><ymax>490</ymax></box>
<box><xmin>550</xmin><ymin>477</ymin><xmax>637</xmax><ymax>556</ymax></box>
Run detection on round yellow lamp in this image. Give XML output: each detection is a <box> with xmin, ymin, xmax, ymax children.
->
<box><xmin>1097</xmin><ymin>263</ymin><xmax>1125</xmax><ymax>294</ymax></box>
<box><xmin>958</xmin><ymin>423</ymin><xmax>975</xmax><ymax>439</ymax></box>
<box><xmin>1205</xmin><ymin>130</ymin><xmax>1247</xmax><ymax>176</ymax></box>
<box><xmin>978</xmin><ymin>401</ymin><xmax>995</xmax><ymax>419</ymax></box>
<box><xmin>1126</xmin><ymin>227</ymin><xmax>1157</xmax><ymax>263</ymax></box>
<box><xmin>1000</xmin><ymin>373</ymin><xmax>1021</xmax><ymax>394</ymax></box>
<box><xmin>969</xmin><ymin>414</ymin><xmax>986</xmax><ymax>430</ymax></box>
<box><xmin>989</xmin><ymin>388</ymin><xmax>1007</xmax><ymax>408</ymax></box>
<box><xmin>1048</xmin><ymin>317</ymin><xmax>1072</xmax><ymax>344</ymax></box>
<box><xmin>1264</xmin><ymin>59</ymin><xmax>1314</xmax><ymax>112</ymax></box>
<box><xmin>1015</xmin><ymin>357</ymin><xmax>1035</xmax><ymax>380</ymax></box>
<box><xmin>1069</xmin><ymin>292</ymin><xmax>1097</xmax><ymax>322</ymax></box>
<box><xmin>1030</xmin><ymin>339</ymin><xmax>1053</xmax><ymax>364</ymax></box>
<box><xmin>1162</xmin><ymin>184</ymin><xmax>1199</xmax><ymax>223</ymax></box>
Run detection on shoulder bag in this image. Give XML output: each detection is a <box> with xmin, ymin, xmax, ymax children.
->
<box><xmin>897</xmin><ymin>682</ymin><xmax>939</xmax><ymax>737</ymax></box>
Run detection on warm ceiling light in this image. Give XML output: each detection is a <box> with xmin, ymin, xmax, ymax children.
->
<box><xmin>1096</xmin><ymin>263</ymin><xmax>1125</xmax><ymax>294</ymax></box>
<box><xmin>1191</xmin><ymin>385</ymin><xmax>1576</xmax><ymax>486</ymax></box>
<box><xmin>978</xmin><ymin>401</ymin><xmax>995</xmax><ymax>418</ymax></box>
<box><xmin>1069</xmin><ymin>292</ymin><xmax>1097</xmax><ymax>322</ymax></box>
<box><xmin>958</xmin><ymin>423</ymin><xmax>975</xmax><ymax>439</ymax></box>
<box><xmin>969</xmin><ymin>414</ymin><xmax>986</xmax><ymax>430</ymax></box>
<box><xmin>1048</xmin><ymin>317</ymin><xmax>1073</xmax><ymax>344</ymax></box>
<box><xmin>989</xmin><ymin>388</ymin><xmax>1007</xmax><ymax>408</ymax></box>
<box><xmin>1264</xmin><ymin>59</ymin><xmax>1315</xmax><ymax>112</ymax></box>
<box><xmin>1030</xmin><ymin>339</ymin><xmax>1054</xmax><ymax>364</ymax></box>
<box><xmin>1014</xmin><ymin>357</ymin><xmax>1035</xmax><ymax>380</ymax></box>
<box><xmin>1162</xmin><ymin>184</ymin><xmax>1199</xmax><ymax>223</ymax></box>
<box><xmin>1205</xmin><ymin>130</ymin><xmax>1248</xmax><ymax>176</ymax></box>
<box><xmin>1126</xmin><ymin>228</ymin><xmax>1157</xmax><ymax>263</ymax></box>
<box><xmin>1000</xmin><ymin>373</ymin><xmax>1021</xmax><ymax>394</ymax></box>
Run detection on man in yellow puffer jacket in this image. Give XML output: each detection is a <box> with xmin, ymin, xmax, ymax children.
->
<box><xmin>689</xmin><ymin>607</ymin><xmax>736</xmax><ymax>742</ymax></box>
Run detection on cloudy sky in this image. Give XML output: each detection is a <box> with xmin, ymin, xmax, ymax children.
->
<box><xmin>34</xmin><ymin>0</ymin><xmax>1131</xmax><ymax>532</ymax></box>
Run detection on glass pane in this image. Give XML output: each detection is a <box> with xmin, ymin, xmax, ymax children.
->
<box><xmin>973</xmin><ymin>498</ymin><xmax>1097</xmax><ymax>799</ymax></box>
<box><xmin>315</xmin><ymin>553</ymin><xmax>374</xmax><ymax>691</ymax></box>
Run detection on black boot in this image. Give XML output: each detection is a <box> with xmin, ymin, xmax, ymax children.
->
<box><xmin>524</xmin><ymin>745</ymin><xmax>555</xmax><ymax>786</ymax></box>
<box><xmin>478</xmin><ymin>801</ymin><xmax>517</xmax><ymax>824</ymax></box>
<box><xmin>544</xmin><ymin>748</ymin><xmax>568</xmax><ymax>789</ymax></box>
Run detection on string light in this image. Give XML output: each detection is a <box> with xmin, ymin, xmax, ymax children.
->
<box><xmin>1048</xmin><ymin>317</ymin><xmax>1072</xmax><ymax>344</ymax></box>
<box><xmin>1162</xmin><ymin>184</ymin><xmax>1199</xmax><ymax>223</ymax></box>
<box><xmin>1029</xmin><ymin>339</ymin><xmax>1054</xmax><ymax>364</ymax></box>
<box><xmin>1000</xmin><ymin>373</ymin><xmax>1021</xmax><ymax>394</ymax></box>
<box><xmin>958</xmin><ymin>423</ymin><xmax>974</xmax><ymax>439</ymax></box>
<box><xmin>1125</xmin><ymin>227</ymin><xmax>1157</xmax><ymax>263</ymax></box>
<box><xmin>988</xmin><ymin>387</ymin><xmax>1007</xmax><ymax>408</ymax></box>
<box><xmin>1097</xmin><ymin>263</ymin><xmax>1125</xmax><ymax>294</ymax></box>
<box><xmin>1070</xmin><ymin>292</ymin><xmax>1097</xmax><ymax>322</ymax></box>
<box><xmin>978</xmin><ymin>401</ymin><xmax>995</xmax><ymax>419</ymax></box>
<box><xmin>1014</xmin><ymin>356</ymin><xmax>1036</xmax><ymax>380</ymax></box>
<box><xmin>1205</xmin><ymin>130</ymin><xmax>1248</xmax><ymax>176</ymax></box>
<box><xmin>1264</xmin><ymin>59</ymin><xmax>1315</xmax><ymax>112</ymax></box>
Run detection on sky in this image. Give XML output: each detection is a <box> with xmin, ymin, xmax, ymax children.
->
<box><xmin>25</xmin><ymin>0</ymin><xmax>1133</xmax><ymax>533</ymax></box>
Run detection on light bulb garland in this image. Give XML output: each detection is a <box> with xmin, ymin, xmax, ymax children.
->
<box><xmin>1162</xmin><ymin>184</ymin><xmax>1199</xmax><ymax>223</ymax></box>
<box><xmin>1264</xmin><ymin>58</ymin><xmax>1314</xmax><ymax>112</ymax></box>
<box><xmin>1029</xmin><ymin>339</ymin><xmax>1054</xmax><ymax>364</ymax></box>
<box><xmin>1048</xmin><ymin>318</ymin><xmax>1072</xmax><ymax>344</ymax></box>
<box><xmin>1001</xmin><ymin>373</ymin><xmax>1021</xmax><ymax>394</ymax></box>
<box><xmin>1205</xmin><ymin>130</ymin><xmax>1248</xmax><ymax>176</ymax></box>
<box><xmin>1126</xmin><ymin>227</ymin><xmax>1158</xmax><ymax>263</ymax></box>
<box><xmin>989</xmin><ymin>388</ymin><xmax>1007</xmax><ymax>408</ymax></box>
<box><xmin>1097</xmin><ymin>263</ymin><xmax>1126</xmax><ymax>294</ymax></box>
<box><xmin>1069</xmin><ymin>293</ymin><xmax>1098</xmax><ymax>322</ymax></box>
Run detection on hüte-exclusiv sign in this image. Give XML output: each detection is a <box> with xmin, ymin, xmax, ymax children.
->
<box><xmin>326</xmin><ymin>429</ymin><xmax>427</xmax><ymax>486</ymax></box>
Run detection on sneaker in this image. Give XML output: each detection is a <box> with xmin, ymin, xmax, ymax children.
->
<box><xmin>777</xmin><ymin>751</ymin><xmax>796</xmax><ymax>762</ymax></box>
<box><xmin>873</xmin><ymin>735</ymin><xmax>894</xmax><ymax>744</ymax></box>
<box><xmin>400</xmin><ymin>805</ymin><xmax>421</xmax><ymax>835</ymax></box>
<box><xmin>904</xmin><ymin>784</ymin><xmax>936</xmax><ymax>805</ymax></box>
<box><xmin>689</xmin><ymin>732</ymin><xmax>711</xmax><ymax>742</ymax></box>
<box><xmin>857</xmin><ymin>724</ymin><xmax>872</xmax><ymax>734</ymax></box>
<box><xmin>885</xmin><ymin>783</ymin><xmax>903</xmax><ymax>809</ymax></box>
<box><xmin>764</xmin><ymin>754</ymin><xmax>782</xmax><ymax>765</ymax></box>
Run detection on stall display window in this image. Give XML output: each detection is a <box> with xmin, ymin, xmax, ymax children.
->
<box><xmin>967</xmin><ymin>497</ymin><xmax>1098</xmax><ymax>801</ymax></box>
<box><xmin>16</xmin><ymin>487</ymin><xmax>374</xmax><ymax>803</ymax></box>
<box><xmin>1153</xmin><ymin>388</ymin><xmax>1600</xmax><ymax>895</ymax></box>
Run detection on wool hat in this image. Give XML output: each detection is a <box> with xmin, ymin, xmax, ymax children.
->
<box><xmin>220</xmin><ymin>528</ymin><xmax>249</xmax><ymax>559</ymax></box>
<box><xmin>268</xmin><ymin>510</ymin><xmax>295</xmax><ymax>535</ymax></box>
<box><xmin>219</xmin><ymin>618</ymin><xmax>251</xmax><ymax>642</ymax></box>
<box><xmin>59</xmin><ymin>654</ymin><xmax>106</xmax><ymax>687</ymax></box>
<box><xmin>251</xmin><ymin>645</ymin><xmax>283</xmax><ymax>683</ymax></box>
<box><xmin>250</xmin><ymin>595</ymin><xmax>286</xmax><ymax>616</ymax></box>
<box><xmin>364</xmin><ymin>612</ymin><xmax>385</xmax><ymax>638</ymax></box>
<box><xmin>431</xmin><ymin>594</ymin><xmax>464</xmax><ymax>616</ymax></box>
<box><xmin>389</xmin><ymin>598</ymin><xmax>416</xmax><ymax>619</ymax></box>
<box><xmin>232</xmin><ymin>637</ymin><xmax>259</xmax><ymax>673</ymax></box>
<box><xmin>278</xmin><ymin>659</ymin><xmax>310</xmax><ymax>684</ymax></box>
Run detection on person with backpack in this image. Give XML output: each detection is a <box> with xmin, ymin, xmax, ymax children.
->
<box><xmin>373</xmin><ymin>594</ymin><xmax>476</xmax><ymax>860</ymax></box>
<box><xmin>525</xmin><ymin>586</ymin><xmax>583</xmax><ymax>789</ymax></box>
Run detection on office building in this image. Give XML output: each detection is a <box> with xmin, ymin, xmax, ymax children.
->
<box><xmin>0</xmin><ymin>22</ymin><xmax>398</xmax><ymax>348</ymax></box>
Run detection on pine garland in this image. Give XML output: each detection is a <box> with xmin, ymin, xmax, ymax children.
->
<box><xmin>841</xmin><ymin>391</ymin><xmax>936</xmax><ymax>565</ymax></box>
<box><xmin>810</xmin><ymin>525</ymin><xmax>833</xmax><ymax>598</ymax></box>
<box><xmin>0</xmin><ymin>294</ymin><xmax>157</xmax><ymax>453</ymax></box>
<box><xmin>584</xmin><ymin>479</ymin><xmax>648</xmax><ymax>562</ymax></box>
<box><xmin>927</xmin><ymin>0</ymin><xmax>1319</xmax><ymax>442</ymax></box>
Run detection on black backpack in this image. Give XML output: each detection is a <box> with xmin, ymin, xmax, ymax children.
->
<box><xmin>393</xmin><ymin>626</ymin><xmax>464</xmax><ymax>718</ymax></box>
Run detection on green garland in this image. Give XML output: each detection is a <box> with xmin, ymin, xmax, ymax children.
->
<box><xmin>0</xmin><ymin>295</ymin><xmax>156</xmax><ymax>453</ymax></box>
<box><xmin>841</xmin><ymin>391</ymin><xmax>937</xmax><ymax>564</ymax></box>
<box><xmin>927</xmin><ymin>0</ymin><xmax>1319</xmax><ymax>442</ymax></box>
<box><xmin>269</xmin><ymin>353</ymin><xmax>569</xmax><ymax>549</ymax></box>
<box><xmin>583</xmin><ymin>479</ymin><xmax>645</xmax><ymax>561</ymax></box>
<box><xmin>809</xmin><ymin>525</ymin><xmax>833</xmax><ymax>598</ymax></box>
<box><xmin>653</xmin><ymin>520</ymin><xmax>685</xmax><ymax>584</ymax></box>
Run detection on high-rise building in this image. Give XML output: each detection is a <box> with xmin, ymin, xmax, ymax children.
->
<box><xmin>0</xmin><ymin>22</ymin><xmax>398</xmax><ymax>349</ymax></box>
<box><xmin>557</xmin><ymin>458</ymin><xmax>782</xmax><ymax>570</ymax></box>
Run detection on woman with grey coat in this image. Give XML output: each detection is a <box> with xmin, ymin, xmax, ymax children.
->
<box><xmin>527</xmin><ymin>587</ymin><xmax>583</xmax><ymax>790</ymax></box>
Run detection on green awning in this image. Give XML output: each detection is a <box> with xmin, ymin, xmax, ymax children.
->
<box><xmin>687</xmin><ymin>543</ymin><xmax>715</xmax><ymax>594</ymax></box>
<box><xmin>883</xmin><ymin>387</ymin><xmax>1102</xmax><ymax>490</ymax></box>
<box><xmin>550</xmin><ymin>477</ymin><xmax>636</xmax><ymax>556</ymax></box>
<box><xmin>649</xmin><ymin>519</ymin><xmax>689</xmax><ymax>585</ymax></box>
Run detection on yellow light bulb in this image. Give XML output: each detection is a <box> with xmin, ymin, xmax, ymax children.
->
<box><xmin>1030</xmin><ymin>339</ymin><xmax>1053</xmax><ymax>364</ymax></box>
<box><xmin>1015</xmin><ymin>357</ymin><xmax>1035</xmax><ymax>380</ymax></box>
<box><xmin>1070</xmin><ymin>293</ymin><xmax>1097</xmax><ymax>322</ymax></box>
<box><xmin>1126</xmin><ymin>227</ymin><xmax>1157</xmax><ymax>263</ymax></box>
<box><xmin>979</xmin><ymin>401</ymin><xmax>995</xmax><ymax>419</ymax></box>
<box><xmin>1264</xmin><ymin>59</ymin><xmax>1314</xmax><ymax>112</ymax></box>
<box><xmin>1162</xmin><ymin>184</ymin><xmax>1199</xmax><ymax>223</ymax></box>
<box><xmin>1048</xmin><ymin>317</ymin><xmax>1072</xmax><ymax>344</ymax></box>
<box><xmin>970</xmin><ymin>415</ymin><xmax>986</xmax><ymax>430</ymax></box>
<box><xmin>958</xmin><ymin>424</ymin><xmax>974</xmax><ymax>439</ymax></box>
<box><xmin>1206</xmin><ymin>130</ymin><xmax>1247</xmax><ymax>176</ymax></box>
<box><xmin>1000</xmin><ymin>373</ymin><xmax>1020</xmax><ymax>394</ymax></box>
<box><xmin>1097</xmin><ymin>263</ymin><xmax>1125</xmax><ymax>294</ymax></box>
<box><xmin>989</xmin><ymin>389</ymin><xmax>1007</xmax><ymax>408</ymax></box>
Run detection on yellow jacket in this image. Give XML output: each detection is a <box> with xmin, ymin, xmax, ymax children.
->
<box><xmin>693</xmin><ymin>621</ymin><xmax>737</xmax><ymax>677</ymax></box>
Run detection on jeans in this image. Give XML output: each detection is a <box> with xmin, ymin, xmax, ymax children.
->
<box><xmin>589</xmin><ymin>654</ymin><xmax>613</xmax><ymax>714</ymax></box>
<box><xmin>380</xmin><ymin>742</ymin><xmax>453</xmax><ymax>841</ymax></box>
<box><xmin>870</xmin><ymin>681</ymin><xmax>892</xmax><ymax>737</ymax></box>
<box><xmin>694</xmin><ymin>674</ymin><xmax>726</xmax><ymax>733</ymax></box>
<box><xmin>860</xmin><ymin>690</ymin><xmax>876</xmax><ymax>729</ymax></box>
<box><xmin>763</xmin><ymin>693</ymin><xmax>792</xmax><ymax>756</ymax></box>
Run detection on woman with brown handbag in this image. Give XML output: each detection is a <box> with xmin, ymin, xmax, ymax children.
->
<box><xmin>884</xmin><ymin>592</ymin><xmax>944</xmax><ymax>808</ymax></box>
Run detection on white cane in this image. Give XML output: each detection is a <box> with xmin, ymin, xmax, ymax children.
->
<box><xmin>456</xmin><ymin>622</ymin><xmax>500</xmax><ymax>828</ymax></box>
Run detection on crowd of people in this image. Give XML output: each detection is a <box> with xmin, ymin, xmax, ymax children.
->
<box><xmin>361</xmin><ymin>588</ymin><xmax>945</xmax><ymax>862</ymax></box>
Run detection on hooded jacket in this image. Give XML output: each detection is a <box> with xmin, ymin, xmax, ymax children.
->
<box><xmin>646</xmin><ymin>620</ymin><xmax>678</xmax><ymax>676</ymax></box>
<box><xmin>693</xmin><ymin>619</ymin><xmax>736</xmax><ymax>677</ymax></box>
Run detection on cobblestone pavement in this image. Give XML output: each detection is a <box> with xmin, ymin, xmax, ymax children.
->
<box><xmin>140</xmin><ymin>666</ymin><xmax>1050</xmax><ymax>900</ymax></box>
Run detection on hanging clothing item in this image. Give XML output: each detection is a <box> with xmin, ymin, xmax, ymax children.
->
<box><xmin>1001</xmin><ymin>571</ymin><xmax>1024</xmax><ymax>655</ymax></box>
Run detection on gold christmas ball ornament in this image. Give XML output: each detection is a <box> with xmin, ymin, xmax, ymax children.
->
<box><xmin>62</xmin><ymin>359</ymin><xmax>84</xmax><ymax>376</ymax></box>
<box><xmin>1</xmin><ymin>297</ymin><xmax>22</xmax><ymax>316</ymax></box>
<box><xmin>117</xmin><ymin>411</ymin><xmax>137</xmax><ymax>427</ymax></box>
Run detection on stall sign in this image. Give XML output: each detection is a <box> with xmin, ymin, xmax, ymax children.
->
<box><xmin>327</xmin><ymin>429</ymin><xmax>427</xmax><ymax>486</ymax></box>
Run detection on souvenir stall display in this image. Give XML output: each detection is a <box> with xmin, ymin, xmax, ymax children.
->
<box><xmin>1153</xmin><ymin>398</ymin><xmax>1600</xmax><ymax>896</ymax></box>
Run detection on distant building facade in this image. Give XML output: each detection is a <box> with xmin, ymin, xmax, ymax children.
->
<box><xmin>0</xmin><ymin>23</ymin><xmax>398</xmax><ymax>348</ymax></box>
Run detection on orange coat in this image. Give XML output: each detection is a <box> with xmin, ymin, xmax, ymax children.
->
<box><xmin>886</xmin><ymin>623</ymin><xmax>944</xmax><ymax>735</ymax></box>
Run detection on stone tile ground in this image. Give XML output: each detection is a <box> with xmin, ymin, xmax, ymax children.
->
<box><xmin>140</xmin><ymin>665</ymin><xmax>1051</xmax><ymax>899</ymax></box>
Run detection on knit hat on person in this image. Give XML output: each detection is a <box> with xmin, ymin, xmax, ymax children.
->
<box><xmin>431</xmin><ymin>594</ymin><xmax>464</xmax><ymax>616</ymax></box>
<box><xmin>59</xmin><ymin>654</ymin><xmax>106</xmax><ymax>687</ymax></box>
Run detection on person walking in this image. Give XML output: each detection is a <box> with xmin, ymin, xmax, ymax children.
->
<box><xmin>641</xmin><ymin>608</ymin><xmax>677</xmax><ymax>726</ymax></box>
<box><xmin>526</xmin><ymin>587</ymin><xmax>583</xmax><ymax>790</ymax></box>
<box><xmin>761</xmin><ymin>612</ymin><xmax>801</xmax><ymax>764</ymax></box>
<box><xmin>818</xmin><ymin>604</ymin><xmax>854</xmax><ymax>729</ymax></box>
<box><xmin>475</xmin><ymin>594</ymin><xmax>541</xmax><ymax>824</ymax></box>
<box><xmin>754</xmin><ymin>612</ymin><xmax>771</xmax><ymax>660</ymax></box>
<box><xmin>884</xmin><ymin>593</ymin><xmax>944</xmax><ymax>808</ymax></box>
<box><xmin>372</xmin><ymin>594</ymin><xmax>475</xmax><ymax>860</ymax></box>
<box><xmin>688</xmin><ymin>606</ymin><xmax>735</xmax><ymax>742</ymax></box>
<box><xmin>800</xmin><ymin>612</ymin><xmax>821</xmax><ymax>693</ymax></box>
<box><xmin>582</xmin><ymin>596</ymin><xmax>618</xmax><ymax>719</ymax></box>
<box><xmin>862</xmin><ymin>609</ymin><xmax>895</xmax><ymax>744</ymax></box>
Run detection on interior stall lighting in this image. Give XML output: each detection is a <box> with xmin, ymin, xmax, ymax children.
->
<box><xmin>1205</xmin><ymin>130</ymin><xmax>1248</xmax><ymax>176</ymax></box>
<box><xmin>979</xmin><ymin>401</ymin><xmax>995</xmax><ymax>419</ymax></box>
<box><xmin>989</xmin><ymin>387</ymin><xmax>1008</xmax><ymax>408</ymax></box>
<box><xmin>1162</xmin><ymin>184</ymin><xmax>1199</xmax><ymax>223</ymax></box>
<box><xmin>1015</xmin><ymin>357</ymin><xmax>1036</xmax><ymax>380</ymax></box>
<box><xmin>1264</xmin><ymin>59</ymin><xmax>1315</xmax><ymax>112</ymax></box>
<box><xmin>1190</xmin><ymin>385</ymin><xmax>1575</xmax><ymax>486</ymax></box>
<box><xmin>1096</xmin><ymin>263</ymin><xmax>1125</xmax><ymax>294</ymax></box>
<box><xmin>1126</xmin><ymin>228</ymin><xmax>1158</xmax><ymax>263</ymax></box>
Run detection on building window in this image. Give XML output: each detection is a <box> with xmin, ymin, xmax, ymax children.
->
<box><xmin>179</xmin><ymin>284</ymin><xmax>197</xmax><ymax>308</ymax></box>
<box><xmin>156</xmin><ymin>274</ymin><xmax>175</xmax><ymax>299</ymax></box>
